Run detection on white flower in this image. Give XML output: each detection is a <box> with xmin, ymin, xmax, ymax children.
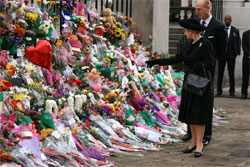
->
<box><xmin>17</xmin><ymin>19</ymin><xmax>28</xmax><ymax>28</ymax></box>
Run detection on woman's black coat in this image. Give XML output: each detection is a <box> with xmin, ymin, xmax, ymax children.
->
<box><xmin>146</xmin><ymin>37</ymin><xmax>214</xmax><ymax>125</ymax></box>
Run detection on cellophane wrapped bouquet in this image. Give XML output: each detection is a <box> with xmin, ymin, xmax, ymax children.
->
<box><xmin>0</xmin><ymin>0</ymin><xmax>227</xmax><ymax>166</ymax></box>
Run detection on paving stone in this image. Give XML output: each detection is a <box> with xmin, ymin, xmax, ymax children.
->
<box><xmin>228</xmin><ymin>149</ymin><xmax>250</xmax><ymax>158</ymax></box>
<box><xmin>108</xmin><ymin>89</ymin><xmax>250</xmax><ymax>167</ymax></box>
<box><xmin>219</xmin><ymin>141</ymin><xmax>250</xmax><ymax>149</ymax></box>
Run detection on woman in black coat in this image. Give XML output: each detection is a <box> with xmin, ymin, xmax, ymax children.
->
<box><xmin>146</xmin><ymin>18</ymin><xmax>214</xmax><ymax>158</ymax></box>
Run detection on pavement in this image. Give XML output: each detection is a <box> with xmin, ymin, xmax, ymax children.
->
<box><xmin>108</xmin><ymin>88</ymin><xmax>250</xmax><ymax>167</ymax></box>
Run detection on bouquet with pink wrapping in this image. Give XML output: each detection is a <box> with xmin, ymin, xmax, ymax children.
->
<box><xmin>85</xmin><ymin>68</ymin><xmax>102</xmax><ymax>91</ymax></box>
<box><xmin>127</xmin><ymin>92</ymin><xmax>148</xmax><ymax>111</ymax></box>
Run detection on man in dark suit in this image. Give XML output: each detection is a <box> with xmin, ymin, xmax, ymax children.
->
<box><xmin>216</xmin><ymin>15</ymin><xmax>241</xmax><ymax>97</ymax></box>
<box><xmin>241</xmin><ymin>30</ymin><xmax>250</xmax><ymax>99</ymax></box>
<box><xmin>182</xmin><ymin>0</ymin><xmax>227</xmax><ymax>146</ymax></box>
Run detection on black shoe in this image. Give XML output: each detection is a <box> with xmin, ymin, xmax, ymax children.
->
<box><xmin>194</xmin><ymin>151</ymin><xmax>203</xmax><ymax>158</ymax></box>
<box><xmin>215</xmin><ymin>92</ymin><xmax>222</xmax><ymax>97</ymax></box>
<box><xmin>230</xmin><ymin>93</ymin><xmax>236</xmax><ymax>97</ymax></box>
<box><xmin>182</xmin><ymin>133</ymin><xmax>192</xmax><ymax>141</ymax></box>
<box><xmin>194</xmin><ymin>147</ymin><xmax>204</xmax><ymax>158</ymax></box>
<box><xmin>240</xmin><ymin>94</ymin><xmax>247</xmax><ymax>99</ymax></box>
<box><xmin>183</xmin><ymin>146</ymin><xmax>196</xmax><ymax>153</ymax></box>
<box><xmin>203</xmin><ymin>139</ymin><xmax>210</xmax><ymax>146</ymax></box>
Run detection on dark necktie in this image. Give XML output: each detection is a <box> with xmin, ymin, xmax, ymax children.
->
<box><xmin>201</xmin><ymin>21</ymin><xmax>206</xmax><ymax>36</ymax></box>
<box><xmin>202</xmin><ymin>21</ymin><xmax>206</xmax><ymax>26</ymax></box>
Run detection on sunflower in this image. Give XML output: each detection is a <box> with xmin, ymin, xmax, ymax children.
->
<box><xmin>114</xmin><ymin>28</ymin><xmax>122</xmax><ymax>38</ymax></box>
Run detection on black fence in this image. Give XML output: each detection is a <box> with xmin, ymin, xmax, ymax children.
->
<box><xmin>63</xmin><ymin>0</ymin><xmax>133</xmax><ymax>32</ymax></box>
<box><xmin>27</xmin><ymin>0</ymin><xmax>133</xmax><ymax>32</ymax></box>
<box><xmin>79</xmin><ymin>0</ymin><xmax>133</xmax><ymax>18</ymax></box>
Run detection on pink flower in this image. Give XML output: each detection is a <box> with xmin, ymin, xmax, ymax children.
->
<box><xmin>0</xmin><ymin>28</ymin><xmax>6</xmax><ymax>34</ymax></box>
<box><xmin>8</xmin><ymin>115</ymin><xmax>17</xmax><ymax>122</ymax></box>
<box><xmin>104</xmin><ymin>28</ymin><xmax>114</xmax><ymax>34</ymax></box>
<box><xmin>0</xmin><ymin>115</ymin><xmax>8</xmax><ymax>121</ymax></box>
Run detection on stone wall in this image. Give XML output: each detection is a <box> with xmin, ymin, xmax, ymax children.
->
<box><xmin>132</xmin><ymin>0</ymin><xmax>153</xmax><ymax>44</ymax></box>
<box><xmin>132</xmin><ymin>0</ymin><xmax>169</xmax><ymax>53</ymax></box>
<box><xmin>152</xmin><ymin>0</ymin><xmax>170</xmax><ymax>53</ymax></box>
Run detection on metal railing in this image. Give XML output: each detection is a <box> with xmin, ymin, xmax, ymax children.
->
<box><xmin>26</xmin><ymin>0</ymin><xmax>133</xmax><ymax>32</ymax></box>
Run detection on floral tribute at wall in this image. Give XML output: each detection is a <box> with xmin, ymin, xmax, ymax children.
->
<box><xmin>0</xmin><ymin>0</ymin><xmax>226</xmax><ymax>166</ymax></box>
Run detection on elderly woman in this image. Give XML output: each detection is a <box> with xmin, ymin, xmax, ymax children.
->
<box><xmin>146</xmin><ymin>18</ymin><xmax>214</xmax><ymax>158</ymax></box>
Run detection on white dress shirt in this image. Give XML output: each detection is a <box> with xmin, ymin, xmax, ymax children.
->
<box><xmin>226</xmin><ymin>25</ymin><xmax>231</xmax><ymax>38</ymax></box>
<box><xmin>200</xmin><ymin>15</ymin><xmax>213</xmax><ymax>27</ymax></box>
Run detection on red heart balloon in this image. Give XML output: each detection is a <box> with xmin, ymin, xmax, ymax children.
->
<box><xmin>25</xmin><ymin>40</ymin><xmax>52</xmax><ymax>70</ymax></box>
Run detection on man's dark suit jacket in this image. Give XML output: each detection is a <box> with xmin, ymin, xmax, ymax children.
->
<box><xmin>202</xmin><ymin>17</ymin><xmax>227</xmax><ymax>61</ymax></box>
<box><xmin>242</xmin><ymin>30</ymin><xmax>250</xmax><ymax>57</ymax></box>
<box><xmin>226</xmin><ymin>26</ymin><xmax>241</xmax><ymax>56</ymax></box>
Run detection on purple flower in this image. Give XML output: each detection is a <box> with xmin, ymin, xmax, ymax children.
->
<box><xmin>53</xmin><ymin>85</ymin><xmax>65</xmax><ymax>99</ymax></box>
<box><xmin>82</xmin><ymin>148</ymin><xmax>106</xmax><ymax>162</ymax></box>
<box><xmin>18</xmin><ymin>157</ymin><xmax>27</xmax><ymax>165</ymax></box>
<box><xmin>122</xmin><ymin>24</ymin><xmax>129</xmax><ymax>32</ymax></box>
<box><xmin>102</xmin><ymin>105</ymin><xmax>110</xmax><ymax>115</ymax></box>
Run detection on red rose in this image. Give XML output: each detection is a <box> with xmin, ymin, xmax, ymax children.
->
<box><xmin>96</xmin><ymin>27</ymin><xmax>104</xmax><ymax>36</ymax></box>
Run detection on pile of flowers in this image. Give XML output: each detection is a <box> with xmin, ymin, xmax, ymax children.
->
<box><xmin>0</xmin><ymin>1</ymin><xmax>226</xmax><ymax>166</ymax></box>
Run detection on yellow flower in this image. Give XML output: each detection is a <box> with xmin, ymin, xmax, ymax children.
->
<box><xmin>115</xmin><ymin>28</ymin><xmax>125</xmax><ymax>39</ymax></box>
<box><xmin>16</xmin><ymin>102</ymin><xmax>23</xmax><ymax>111</ymax></box>
<box><xmin>49</xmin><ymin>1</ymin><xmax>55</xmax><ymax>6</ymax></box>
<box><xmin>40</xmin><ymin>129</ymin><xmax>53</xmax><ymax>140</ymax></box>
<box><xmin>114</xmin><ymin>28</ymin><xmax>121</xmax><ymax>37</ymax></box>
<box><xmin>164</xmin><ymin>78</ymin><xmax>170</xmax><ymax>82</ymax></box>
<box><xmin>116</xmin><ymin>22</ymin><xmax>121</xmax><ymax>27</ymax></box>
<box><xmin>72</xmin><ymin>126</ymin><xmax>79</xmax><ymax>135</ymax></box>
<box><xmin>56</xmin><ymin>40</ymin><xmax>62</xmax><ymax>46</ymax></box>
<box><xmin>54</xmin><ymin>16</ymin><xmax>59</xmax><ymax>21</ymax></box>
<box><xmin>121</xmin><ymin>32</ymin><xmax>125</xmax><ymax>39</ymax></box>
<box><xmin>6</xmin><ymin>65</ymin><xmax>15</xmax><ymax>77</ymax></box>
<box><xmin>109</xmin><ymin>105</ymin><xmax>115</xmax><ymax>112</ymax></box>
<box><xmin>80</xmin><ymin>20</ymin><xmax>87</xmax><ymax>25</ymax></box>
<box><xmin>26</xmin><ymin>13</ymin><xmax>38</xmax><ymax>22</ymax></box>
<box><xmin>72</xmin><ymin>35</ymin><xmax>78</xmax><ymax>40</ymax></box>
<box><xmin>135</xmin><ymin>90</ymin><xmax>140</xmax><ymax>94</ymax></box>
<box><xmin>0</xmin><ymin>13</ymin><xmax>6</xmax><ymax>18</ymax></box>
<box><xmin>13</xmin><ymin>94</ymin><xmax>24</xmax><ymax>101</ymax></box>
<box><xmin>36</xmin><ymin>0</ymin><xmax>41</xmax><ymax>3</ymax></box>
<box><xmin>114</xmin><ymin>82</ymin><xmax>119</xmax><ymax>87</ymax></box>
<box><xmin>133</xmin><ymin>42</ymin><xmax>139</xmax><ymax>46</ymax></box>
<box><xmin>82</xmin><ymin>90</ymin><xmax>88</xmax><ymax>95</ymax></box>
<box><xmin>103</xmin><ymin>56</ymin><xmax>111</xmax><ymax>62</ymax></box>
<box><xmin>18</xmin><ymin>8</ymin><xmax>24</xmax><ymax>14</ymax></box>
<box><xmin>50</xmin><ymin>24</ymin><xmax>55</xmax><ymax>30</ymax></box>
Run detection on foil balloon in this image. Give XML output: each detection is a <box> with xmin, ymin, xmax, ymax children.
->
<box><xmin>25</xmin><ymin>40</ymin><xmax>52</xmax><ymax>70</ymax></box>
